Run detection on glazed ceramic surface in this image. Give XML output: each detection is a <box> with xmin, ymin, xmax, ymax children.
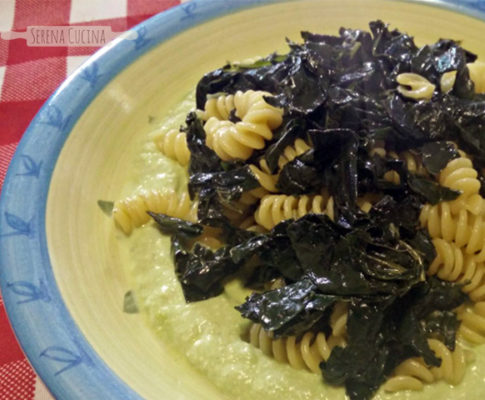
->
<box><xmin>2</xmin><ymin>0</ymin><xmax>485</xmax><ymax>399</ymax></box>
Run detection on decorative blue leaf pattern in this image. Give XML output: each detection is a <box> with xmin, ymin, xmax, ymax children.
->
<box><xmin>16</xmin><ymin>155</ymin><xmax>42</xmax><ymax>178</ymax></box>
<box><xmin>40</xmin><ymin>346</ymin><xmax>84</xmax><ymax>376</ymax></box>
<box><xmin>6</xmin><ymin>280</ymin><xmax>51</xmax><ymax>304</ymax></box>
<box><xmin>38</xmin><ymin>105</ymin><xmax>71</xmax><ymax>131</ymax></box>
<box><xmin>180</xmin><ymin>1</ymin><xmax>198</xmax><ymax>21</ymax></box>
<box><xmin>79</xmin><ymin>62</ymin><xmax>102</xmax><ymax>88</ymax></box>
<box><xmin>133</xmin><ymin>26</ymin><xmax>151</xmax><ymax>50</ymax></box>
<box><xmin>0</xmin><ymin>212</ymin><xmax>34</xmax><ymax>238</ymax></box>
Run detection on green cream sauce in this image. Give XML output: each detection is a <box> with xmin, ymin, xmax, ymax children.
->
<box><xmin>119</xmin><ymin>94</ymin><xmax>485</xmax><ymax>400</ymax></box>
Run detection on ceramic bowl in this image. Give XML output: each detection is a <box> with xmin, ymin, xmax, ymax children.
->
<box><xmin>2</xmin><ymin>0</ymin><xmax>485</xmax><ymax>399</ymax></box>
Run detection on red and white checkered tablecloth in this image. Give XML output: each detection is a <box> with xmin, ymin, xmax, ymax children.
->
<box><xmin>0</xmin><ymin>1</ymin><xmax>183</xmax><ymax>398</ymax></box>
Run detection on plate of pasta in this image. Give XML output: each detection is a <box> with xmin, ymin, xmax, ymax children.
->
<box><xmin>2</xmin><ymin>0</ymin><xmax>485</xmax><ymax>399</ymax></box>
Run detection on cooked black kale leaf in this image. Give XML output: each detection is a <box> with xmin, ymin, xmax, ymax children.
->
<box><xmin>148</xmin><ymin>212</ymin><xmax>203</xmax><ymax>239</ymax></box>
<box><xmin>423</xmin><ymin>310</ymin><xmax>462</xmax><ymax>351</ymax></box>
<box><xmin>418</xmin><ymin>141</ymin><xmax>459</xmax><ymax>176</ymax></box>
<box><xmin>185</xmin><ymin>112</ymin><xmax>222</xmax><ymax>175</ymax></box>
<box><xmin>160</xmin><ymin>20</ymin><xmax>481</xmax><ymax>400</ymax></box>
<box><xmin>237</xmin><ymin>278</ymin><xmax>337</xmax><ymax>338</ymax></box>
<box><xmin>172</xmin><ymin>238</ymin><xmax>242</xmax><ymax>302</ymax></box>
<box><xmin>407</xmin><ymin>174</ymin><xmax>460</xmax><ymax>204</ymax></box>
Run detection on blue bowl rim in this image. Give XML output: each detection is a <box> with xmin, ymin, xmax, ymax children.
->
<box><xmin>1</xmin><ymin>0</ymin><xmax>485</xmax><ymax>398</ymax></box>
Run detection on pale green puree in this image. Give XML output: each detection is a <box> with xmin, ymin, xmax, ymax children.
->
<box><xmin>119</xmin><ymin>95</ymin><xmax>485</xmax><ymax>400</ymax></box>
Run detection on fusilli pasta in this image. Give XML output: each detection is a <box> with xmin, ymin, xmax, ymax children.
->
<box><xmin>268</xmin><ymin>138</ymin><xmax>312</xmax><ymax>171</ymax></box>
<box><xmin>202</xmin><ymin>90</ymin><xmax>283</xmax><ymax>161</ymax></box>
<box><xmin>202</xmin><ymin>90</ymin><xmax>277</xmax><ymax>122</ymax></box>
<box><xmin>396</xmin><ymin>72</ymin><xmax>435</xmax><ymax>100</ymax></box>
<box><xmin>417</xmin><ymin>152</ymin><xmax>485</xmax><ymax>345</ymax></box>
<box><xmin>383</xmin><ymin>358</ymin><xmax>434</xmax><ymax>392</ymax></box>
<box><xmin>254</xmin><ymin>192</ymin><xmax>335</xmax><ymax>230</ymax></box>
<box><xmin>439</xmin><ymin>157</ymin><xmax>481</xmax><ymax>205</ymax></box>
<box><xmin>427</xmin><ymin>238</ymin><xmax>485</xmax><ymax>301</ymax></box>
<box><xmin>248</xmin><ymin>302</ymin><xmax>347</xmax><ymax>374</ymax></box>
<box><xmin>248</xmin><ymin>138</ymin><xmax>312</xmax><ymax>193</ymax></box>
<box><xmin>420</xmin><ymin>204</ymin><xmax>472</xmax><ymax>245</ymax></box>
<box><xmin>440</xmin><ymin>61</ymin><xmax>485</xmax><ymax>93</ymax></box>
<box><xmin>238</xmin><ymin>215</ymin><xmax>267</xmax><ymax>233</ymax></box>
<box><xmin>249</xmin><ymin>163</ymin><xmax>279</xmax><ymax>193</ymax></box>
<box><xmin>153</xmin><ymin>128</ymin><xmax>191</xmax><ymax>166</ymax></box>
<box><xmin>370</xmin><ymin>147</ymin><xmax>428</xmax><ymax>185</ymax></box>
<box><xmin>113</xmin><ymin>190</ymin><xmax>196</xmax><ymax>234</ymax></box>
<box><xmin>238</xmin><ymin>187</ymin><xmax>270</xmax><ymax>206</ymax></box>
<box><xmin>383</xmin><ymin>340</ymin><xmax>467</xmax><ymax>391</ymax></box>
<box><xmin>458</xmin><ymin>302</ymin><xmax>485</xmax><ymax>344</ymax></box>
<box><xmin>370</xmin><ymin>147</ymin><xmax>428</xmax><ymax>180</ymax></box>
<box><xmin>428</xmin><ymin>238</ymin><xmax>475</xmax><ymax>281</ymax></box>
<box><xmin>356</xmin><ymin>193</ymin><xmax>381</xmax><ymax>213</ymax></box>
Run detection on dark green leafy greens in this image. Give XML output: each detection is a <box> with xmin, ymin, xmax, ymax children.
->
<box><xmin>238</xmin><ymin>278</ymin><xmax>337</xmax><ymax>337</ymax></box>
<box><xmin>172</xmin><ymin>237</ymin><xmax>243</xmax><ymax>302</ymax></box>
<box><xmin>97</xmin><ymin>200</ymin><xmax>114</xmax><ymax>216</ymax></box>
<box><xmin>123</xmin><ymin>290</ymin><xmax>139</xmax><ymax>314</ymax></box>
<box><xmin>148</xmin><ymin>212</ymin><xmax>203</xmax><ymax>239</ymax></box>
<box><xmin>320</xmin><ymin>277</ymin><xmax>466</xmax><ymax>398</ymax></box>
<box><xmin>147</xmin><ymin>21</ymin><xmax>484</xmax><ymax>400</ymax></box>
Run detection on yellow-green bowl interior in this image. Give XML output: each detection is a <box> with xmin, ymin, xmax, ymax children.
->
<box><xmin>46</xmin><ymin>1</ymin><xmax>485</xmax><ymax>398</ymax></box>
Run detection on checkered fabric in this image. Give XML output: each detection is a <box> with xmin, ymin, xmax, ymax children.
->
<box><xmin>0</xmin><ymin>1</ymin><xmax>182</xmax><ymax>398</ymax></box>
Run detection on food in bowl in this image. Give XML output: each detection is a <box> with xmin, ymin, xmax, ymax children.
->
<box><xmin>111</xmin><ymin>21</ymin><xmax>485</xmax><ymax>400</ymax></box>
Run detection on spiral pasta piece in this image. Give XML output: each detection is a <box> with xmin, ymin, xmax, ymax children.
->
<box><xmin>428</xmin><ymin>238</ymin><xmax>470</xmax><ymax>281</ymax></box>
<box><xmin>399</xmin><ymin>151</ymin><xmax>428</xmax><ymax>176</ymax></box>
<box><xmin>396</xmin><ymin>73</ymin><xmax>435</xmax><ymax>100</ymax></box>
<box><xmin>258</xmin><ymin>137</ymin><xmax>311</xmax><ymax>172</ymax></box>
<box><xmin>463</xmin><ymin>214</ymin><xmax>485</xmax><ymax>260</ymax></box>
<box><xmin>203</xmin><ymin>93</ymin><xmax>237</xmax><ymax>120</ymax></box>
<box><xmin>439</xmin><ymin>158</ymin><xmax>481</xmax><ymax>212</ymax></box>
<box><xmin>356</xmin><ymin>193</ymin><xmax>382</xmax><ymax>213</ymax></box>
<box><xmin>248</xmin><ymin>138</ymin><xmax>312</xmax><ymax>193</ymax></box>
<box><xmin>371</xmin><ymin>148</ymin><xmax>428</xmax><ymax>185</ymax></box>
<box><xmin>222</xmin><ymin>203</ymin><xmax>251</xmax><ymax>227</ymax></box>
<box><xmin>238</xmin><ymin>215</ymin><xmax>268</xmax><ymax>233</ymax></box>
<box><xmin>420</xmin><ymin>203</ymin><xmax>471</xmax><ymax>245</ymax></box>
<box><xmin>383</xmin><ymin>170</ymin><xmax>401</xmax><ymax>185</ymax></box>
<box><xmin>440</xmin><ymin>71</ymin><xmax>456</xmax><ymax>94</ymax></box>
<box><xmin>384</xmin><ymin>339</ymin><xmax>467</xmax><ymax>392</ymax></box>
<box><xmin>113</xmin><ymin>190</ymin><xmax>196</xmax><ymax>234</ymax></box>
<box><xmin>281</xmin><ymin>138</ymin><xmax>311</xmax><ymax>164</ymax></box>
<box><xmin>440</xmin><ymin>61</ymin><xmax>485</xmax><ymax>94</ymax></box>
<box><xmin>468</xmin><ymin>61</ymin><xmax>485</xmax><ymax>93</ymax></box>
<box><xmin>420</xmin><ymin>207</ymin><xmax>485</xmax><ymax>301</ymax></box>
<box><xmin>248</xmin><ymin>302</ymin><xmax>348</xmax><ymax>374</ymax></box>
<box><xmin>458</xmin><ymin>302</ymin><xmax>485</xmax><ymax>344</ymax></box>
<box><xmin>204</xmin><ymin>118</ymin><xmax>254</xmax><ymax>160</ymax></box>
<box><xmin>238</xmin><ymin>187</ymin><xmax>270</xmax><ymax>206</ymax></box>
<box><xmin>254</xmin><ymin>193</ymin><xmax>334</xmax><ymax>230</ymax></box>
<box><xmin>329</xmin><ymin>302</ymin><xmax>349</xmax><ymax>338</ymax></box>
<box><xmin>269</xmin><ymin>138</ymin><xmax>312</xmax><ymax>171</ymax></box>
<box><xmin>427</xmin><ymin>238</ymin><xmax>485</xmax><ymax>300</ymax></box>
<box><xmin>383</xmin><ymin>358</ymin><xmax>433</xmax><ymax>392</ymax></box>
<box><xmin>458</xmin><ymin>260</ymin><xmax>485</xmax><ymax>302</ymax></box>
<box><xmin>203</xmin><ymin>91</ymin><xmax>283</xmax><ymax>161</ymax></box>
<box><xmin>202</xmin><ymin>90</ymin><xmax>278</xmax><ymax>122</ymax></box>
<box><xmin>451</xmin><ymin>194</ymin><xmax>485</xmax><ymax>217</ymax></box>
<box><xmin>428</xmin><ymin>339</ymin><xmax>467</xmax><ymax>385</ymax></box>
<box><xmin>153</xmin><ymin>128</ymin><xmax>190</xmax><ymax>166</ymax></box>
<box><xmin>249</xmin><ymin>163</ymin><xmax>278</xmax><ymax>193</ymax></box>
